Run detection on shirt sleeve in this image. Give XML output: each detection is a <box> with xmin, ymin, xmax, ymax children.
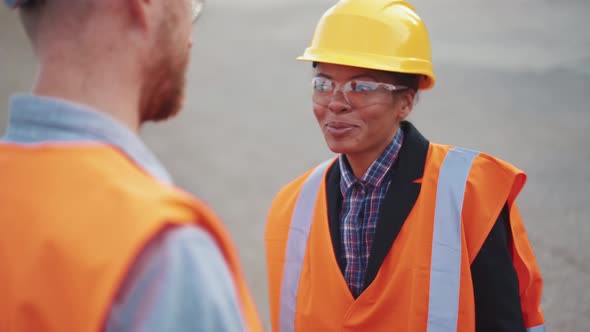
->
<box><xmin>471</xmin><ymin>204</ymin><xmax>526</xmax><ymax>332</ymax></box>
<box><xmin>104</xmin><ymin>225</ymin><xmax>246</xmax><ymax>332</ymax></box>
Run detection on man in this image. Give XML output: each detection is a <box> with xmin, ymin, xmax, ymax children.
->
<box><xmin>0</xmin><ymin>0</ymin><xmax>262</xmax><ymax>331</ymax></box>
<box><xmin>265</xmin><ymin>1</ymin><xmax>545</xmax><ymax>331</ymax></box>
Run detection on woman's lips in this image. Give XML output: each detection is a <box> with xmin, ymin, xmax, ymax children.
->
<box><xmin>326</xmin><ymin>122</ymin><xmax>357</xmax><ymax>137</ymax></box>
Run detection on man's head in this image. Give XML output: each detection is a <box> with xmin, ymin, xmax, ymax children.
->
<box><xmin>10</xmin><ymin>0</ymin><xmax>203</xmax><ymax>125</ymax></box>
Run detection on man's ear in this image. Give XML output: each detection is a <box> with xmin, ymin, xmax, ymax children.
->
<box><xmin>127</xmin><ymin>0</ymin><xmax>152</xmax><ymax>31</ymax></box>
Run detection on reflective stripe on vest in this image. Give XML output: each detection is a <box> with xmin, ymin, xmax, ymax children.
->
<box><xmin>427</xmin><ymin>148</ymin><xmax>479</xmax><ymax>331</ymax></box>
<box><xmin>279</xmin><ymin>159</ymin><xmax>333</xmax><ymax>332</ymax></box>
<box><xmin>527</xmin><ymin>325</ymin><xmax>546</xmax><ymax>332</ymax></box>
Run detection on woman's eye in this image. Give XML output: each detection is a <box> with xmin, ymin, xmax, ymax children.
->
<box><xmin>315</xmin><ymin>81</ymin><xmax>331</xmax><ymax>91</ymax></box>
<box><xmin>353</xmin><ymin>82</ymin><xmax>376</xmax><ymax>92</ymax></box>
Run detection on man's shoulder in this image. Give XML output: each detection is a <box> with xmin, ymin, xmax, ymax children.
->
<box><xmin>119</xmin><ymin>224</ymin><xmax>225</xmax><ymax>288</ymax></box>
<box><xmin>106</xmin><ymin>224</ymin><xmax>245</xmax><ymax>332</ymax></box>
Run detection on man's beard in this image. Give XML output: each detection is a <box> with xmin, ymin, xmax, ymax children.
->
<box><xmin>138</xmin><ymin>28</ymin><xmax>190</xmax><ymax>123</ymax></box>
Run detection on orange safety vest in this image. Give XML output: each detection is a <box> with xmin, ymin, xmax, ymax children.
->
<box><xmin>266</xmin><ymin>144</ymin><xmax>545</xmax><ymax>332</ymax></box>
<box><xmin>0</xmin><ymin>143</ymin><xmax>263</xmax><ymax>332</ymax></box>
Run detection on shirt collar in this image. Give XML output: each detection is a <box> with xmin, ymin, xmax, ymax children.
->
<box><xmin>339</xmin><ymin>128</ymin><xmax>404</xmax><ymax>194</ymax></box>
<box><xmin>2</xmin><ymin>94</ymin><xmax>173</xmax><ymax>184</ymax></box>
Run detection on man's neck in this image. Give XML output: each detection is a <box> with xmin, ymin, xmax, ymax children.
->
<box><xmin>32</xmin><ymin>55</ymin><xmax>142</xmax><ymax>133</ymax></box>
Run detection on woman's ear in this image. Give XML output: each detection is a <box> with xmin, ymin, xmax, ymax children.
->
<box><xmin>397</xmin><ymin>90</ymin><xmax>416</xmax><ymax>120</ymax></box>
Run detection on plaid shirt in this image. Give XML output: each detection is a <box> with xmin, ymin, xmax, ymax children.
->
<box><xmin>339</xmin><ymin>128</ymin><xmax>404</xmax><ymax>298</ymax></box>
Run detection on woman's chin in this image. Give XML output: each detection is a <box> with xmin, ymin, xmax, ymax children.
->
<box><xmin>324</xmin><ymin>138</ymin><xmax>358</xmax><ymax>155</ymax></box>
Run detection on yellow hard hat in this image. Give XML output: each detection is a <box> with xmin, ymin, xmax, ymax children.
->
<box><xmin>297</xmin><ymin>0</ymin><xmax>435</xmax><ymax>90</ymax></box>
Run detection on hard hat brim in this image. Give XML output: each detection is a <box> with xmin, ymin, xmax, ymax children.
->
<box><xmin>297</xmin><ymin>49</ymin><xmax>435</xmax><ymax>90</ymax></box>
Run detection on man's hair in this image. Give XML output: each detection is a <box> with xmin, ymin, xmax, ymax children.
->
<box><xmin>20</xmin><ymin>0</ymin><xmax>41</xmax><ymax>8</ymax></box>
<box><xmin>18</xmin><ymin>0</ymin><xmax>44</xmax><ymax>14</ymax></box>
<box><xmin>19</xmin><ymin>0</ymin><xmax>97</xmax><ymax>45</ymax></box>
<box><xmin>18</xmin><ymin>0</ymin><xmax>47</xmax><ymax>41</ymax></box>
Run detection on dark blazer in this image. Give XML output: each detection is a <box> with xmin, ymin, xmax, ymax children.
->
<box><xmin>324</xmin><ymin>121</ymin><xmax>526</xmax><ymax>332</ymax></box>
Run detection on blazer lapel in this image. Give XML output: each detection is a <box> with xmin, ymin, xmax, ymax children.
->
<box><xmin>326</xmin><ymin>161</ymin><xmax>345</xmax><ymax>274</ymax></box>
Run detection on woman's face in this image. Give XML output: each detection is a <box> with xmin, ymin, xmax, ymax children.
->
<box><xmin>312</xmin><ymin>63</ymin><xmax>414</xmax><ymax>158</ymax></box>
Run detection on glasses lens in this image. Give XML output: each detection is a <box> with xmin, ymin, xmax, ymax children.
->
<box><xmin>191</xmin><ymin>0</ymin><xmax>205</xmax><ymax>22</ymax></box>
<box><xmin>344</xmin><ymin>80</ymin><xmax>386</xmax><ymax>107</ymax></box>
<box><xmin>312</xmin><ymin>78</ymin><xmax>333</xmax><ymax>105</ymax></box>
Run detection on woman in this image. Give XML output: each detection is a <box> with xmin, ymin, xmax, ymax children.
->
<box><xmin>265</xmin><ymin>1</ymin><xmax>545</xmax><ymax>331</ymax></box>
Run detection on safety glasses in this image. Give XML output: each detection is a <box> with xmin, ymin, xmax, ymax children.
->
<box><xmin>312</xmin><ymin>77</ymin><xmax>408</xmax><ymax>107</ymax></box>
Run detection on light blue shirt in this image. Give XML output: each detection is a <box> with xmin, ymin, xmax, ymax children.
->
<box><xmin>2</xmin><ymin>94</ymin><xmax>246</xmax><ymax>332</ymax></box>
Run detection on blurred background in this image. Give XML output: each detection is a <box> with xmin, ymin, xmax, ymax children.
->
<box><xmin>1</xmin><ymin>0</ymin><xmax>589</xmax><ymax>330</ymax></box>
